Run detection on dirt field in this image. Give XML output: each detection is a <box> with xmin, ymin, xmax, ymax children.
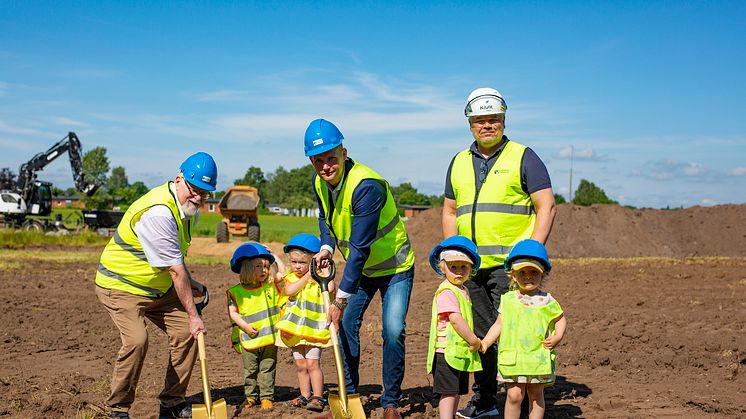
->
<box><xmin>1</xmin><ymin>204</ymin><xmax>745</xmax><ymax>418</ymax></box>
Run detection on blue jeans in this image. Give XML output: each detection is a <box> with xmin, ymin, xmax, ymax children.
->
<box><xmin>339</xmin><ymin>268</ymin><xmax>414</xmax><ymax>408</ymax></box>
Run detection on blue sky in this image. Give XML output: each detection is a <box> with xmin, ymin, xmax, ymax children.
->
<box><xmin>1</xmin><ymin>1</ymin><xmax>744</xmax><ymax>208</ymax></box>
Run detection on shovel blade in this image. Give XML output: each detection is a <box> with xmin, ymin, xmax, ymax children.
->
<box><xmin>328</xmin><ymin>393</ymin><xmax>366</xmax><ymax>419</ymax></box>
<box><xmin>192</xmin><ymin>398</ymin><xmax>228</xmax><ymax>419</ymax></box>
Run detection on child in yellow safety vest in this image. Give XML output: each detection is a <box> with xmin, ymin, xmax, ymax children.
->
<box><xmin>426</xmin><ymin>236</ymin><xmax>483</xmax><ymax>419</ymax></box>
<box><xmin>226</xmin><ymin>242</ymin><xmax>284</xmax><ymax>410</ymax></box>
<box><xmin>274</xmin><ymin>233</ymin><xmax>334</xmax><ymax>412</ymax></box>
<box><xmin>480</xmin><ymin>239</ymin><xmax>567</xmax><ymax>419</ymax></box>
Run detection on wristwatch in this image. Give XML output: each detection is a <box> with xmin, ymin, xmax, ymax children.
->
<box><xmin>332</xmin><ymin>298</ymin><xmax>347</xmax><ymax>311</ymax></box>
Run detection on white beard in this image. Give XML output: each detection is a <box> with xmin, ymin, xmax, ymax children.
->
<box><xmin>182</xmin><ymin>201</ymin><xmax>199</xmax><ymax>217</ymax></box>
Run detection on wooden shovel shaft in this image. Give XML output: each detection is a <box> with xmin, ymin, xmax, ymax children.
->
<box><xmin>321</xmin><ymin>290</ymin><xmax>350</xmax><ymax>416</ymax></box>
<box><xmin>197</xmin><ymin>332</ymin><xmax>213</xmax><ymax>417</ymax></box>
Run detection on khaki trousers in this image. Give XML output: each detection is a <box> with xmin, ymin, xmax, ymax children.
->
<box><xmin>96</xmin><ymin>286</ymin><xmax>197</xmax><ymax>411</ymax></box>
<box><xmin>242</xmin><ymin>345</ymin><xmax>277</xmax><ymax>401</ymax></box>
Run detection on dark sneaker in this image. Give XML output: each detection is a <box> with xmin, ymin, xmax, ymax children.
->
<box><xmin>106</xmin><ymin>411</ymin><xmax>130</xmax><ymax>419</ymax></box>
<box><xmin>455</xmin><ymin>402</ymin><xmax>499</xmax><ymax>419</ymax></box>
<box><xmin>159</xmin><ymin>402</ymin><xmax>192</xmax><ymax>419</ymax></box>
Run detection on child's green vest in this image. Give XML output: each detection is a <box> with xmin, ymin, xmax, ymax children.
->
<box><xmin>426</xmin><ymin>280</ymin><xmax>482</xmax><ymax>373</ymax></box>
<box><xmin>226</xmin><ymin>281</ymin><xmax>280</xmax><ymax>352</ymax></box>
<box><xmin>498</xmin><ymin>290</ymin><xmax>563</xmax><ymax>377</ymax></box>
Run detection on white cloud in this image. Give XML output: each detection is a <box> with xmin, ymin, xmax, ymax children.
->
<box><xmin>725</xmin><ymin>167</ymin><xmax>746</xmax><ymax>177</ymax></box>
<box><xmin>555</xmin><ymin>146</ymin><xmax>608</xmax><ymax>162</ymax></box>
<box><xmin>633</xmin><ymin>159</ymin><xmax>713</xmax><ymax>182</ymax></box>
<box><xmin>50</xmin><ymin>117</ymin><xmax>89</xmax><ymax>128</ymax></box>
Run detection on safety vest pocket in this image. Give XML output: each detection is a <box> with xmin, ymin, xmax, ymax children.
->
<box><xmin>498</xmin><ymin>349</ymin><xmax>517</xmax><ymax>366</ymax></box>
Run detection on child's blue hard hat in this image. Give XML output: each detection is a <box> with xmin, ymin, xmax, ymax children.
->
<box><xmin>230</xmin><ymin>242</ymin><xmax>275</xmax><ymax>274</ymax></box>
<box><xmin>180</xmin><ymin>152</ymin><xmax>218</xmax><ymax>191</ymax></box>
<box><xmin>504</xmin><ymin>239</ymin><xmax>551</xmax><ymax>273</ymax></box>
<box><xmin>429</xmin><ymin>235</ymin><xmax>481</xmax><ymax>275</ymax></box>
<box><xmin>304</xmin><ymin>118</ymin><xmax>344</xmax><ymax>157</ymax></box>
<box><xmin>283</xmin><ymin>233</ymin><xmax>321</xmax><ymax>254</ymax></box>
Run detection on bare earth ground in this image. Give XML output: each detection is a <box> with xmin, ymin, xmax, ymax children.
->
<box><xmin>1</xmin><ymin>204</ymin><xmax>745</xmax><ymax>418</ymax></box>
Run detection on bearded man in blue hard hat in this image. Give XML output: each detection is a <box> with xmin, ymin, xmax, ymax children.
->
<box><xmin>305</xmin><ymin>118</ymin><xmax>415</xmax><ymax>419</ymax></box>
<box><xmin>442</xmin><ymin>88</ymin><xmax>557</xmax><ymax>419</ymax></box>
<box><xmin>95</xmin><ymin>152</ymin><xmax>218</xmax><ymax>419</ymax></box>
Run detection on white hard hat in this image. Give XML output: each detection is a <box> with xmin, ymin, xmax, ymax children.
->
<box><xmin>464</xmin><ymin>87</ymin><xmax>507</xmax><ymax>118</ymax></box>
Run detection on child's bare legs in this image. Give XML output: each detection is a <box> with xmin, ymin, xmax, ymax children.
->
<box><xmin>504</xmin><ymin>383</ymin><xmax>525</xmax><ymax>419</ymax></box>
<box><xmin>526</xmin><ymin>383</ymin><xmax>545</xmax><ymax>419</ymax></box>
<box><xmin>294</xmin><ymin>357</ymin><xmax>311</xmax><ymax>398</ymax></box>
<box><xmin>438</xmin><ymin>394</ymin><xmax>459</xmax><ymax>419</ymax></box>
<box><xmin>306</xmin><ymin>358</ymin><xmax>324</xmax><ymax>398</ymax></box>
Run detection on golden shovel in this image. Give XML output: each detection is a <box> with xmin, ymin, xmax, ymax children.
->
<box><xmin>192</xmin><ymin>289</ymin><xmax>228</xmax><ymax>419</ymax></box>
<box><xmin>311</xmin><ymin>259</ymin><xmax>366</xmax><ymax>419</ymax></box>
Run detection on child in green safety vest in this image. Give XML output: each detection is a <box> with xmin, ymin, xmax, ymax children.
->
<box><xmin>480</xmin><ymin>239</ymin><xmax>567</xmax><ymax>419</ymax></box>
<box><xmin>274</xmin><ymin>233</ymin><xmax>334</xmax><ymax>412</ymax></box>
<box><xmin>426</xmin><ymin>236</ymin><xmax>483</xmax><ymax>419</ymax></box>
<box><xmin>226</xmin><ymin>242</ymin><xmax>284</xmax><ymax>411</ymax></box>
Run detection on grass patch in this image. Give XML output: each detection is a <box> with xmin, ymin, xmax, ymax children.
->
<box><xmin>0</xmin><ymin>249</ymin><xmax>100</xmax><ymax>266</ymax></box>
<box><xmin>0</xmin><ymin>230</ymin><xmax>107</xmax><ymax>248</ymax></box>
<box><xmin>193</xmin><ymin>213</ymin><xmax>318</xmax><ymax>242</ymax></box>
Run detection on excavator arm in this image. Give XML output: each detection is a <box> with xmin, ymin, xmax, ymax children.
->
<box><xmin>16</xmin><ymin>132</ymin><xmax>99</xmax><ymax>205</ymax></box>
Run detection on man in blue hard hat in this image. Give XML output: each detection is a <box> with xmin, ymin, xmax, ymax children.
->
<box><xmin>443</xmin><ymin>88</ymin><xmax>557</xmax><ymax>418</ymax></box>
<box><xmin>305</xmin><ymin>118</ymin><xmax>415</xmax><ymax>419</ymax></box>
<box><xmin>95</xmin><ymin>152</ymin><xmax>218</xmax><ymax>419</ymax></box>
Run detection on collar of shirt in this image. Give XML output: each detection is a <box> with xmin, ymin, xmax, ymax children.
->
<box><xmin>469</xmin><ymin>135</ymin><xmax>509</xmax><ymax>161</ymax></box>
<box><xmin>326</xmin><ymin>158</ymin><xmax>355</xmax><ymax>204</ymax></box>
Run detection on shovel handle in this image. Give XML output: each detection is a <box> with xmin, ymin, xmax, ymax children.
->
<box><xmin>197</xmin><ymin>332</ymin><xmax>213</xmax><ymax>417</ymax></box>
<box><xmin>310</xmin><ymin>258</ymin><xmax>336</xmax><ymax>292</ymax></box>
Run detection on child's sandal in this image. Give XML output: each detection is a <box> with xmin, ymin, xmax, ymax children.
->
<box><xmin>281</xmin><ymin>395</ymin><xmax>309</xmax><ymax>408</ymax></box>
<box><xmin>244</xmin><ymin>397</ymin><xmax>257</xmax><ymax>409</ymax></box>
<box><xmin>305</xmin><ymin>396</ymin><xmax>326</xmax><ymax>412</ymax></box>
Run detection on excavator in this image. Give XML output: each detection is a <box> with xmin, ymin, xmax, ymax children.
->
<box><xmin>0</xmin><ymin>132</ymin><xmax>99</xmax><ymax>231</ymax></box>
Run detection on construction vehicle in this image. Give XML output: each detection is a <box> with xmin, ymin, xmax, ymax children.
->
<box><xmin>216</xmin><ymin>185</ymin><xmax>260</xmax><ymax>242</ymax></box>
<box><xmin>0</xmin><ymin>132</ymin><xmax>98</xmax><ymax>231</ymax></box>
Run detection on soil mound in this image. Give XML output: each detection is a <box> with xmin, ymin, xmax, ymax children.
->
<box><xmin>406</xmin><ymin>203</ymin><xmax>746</xmax><ymax>259</ymax></box>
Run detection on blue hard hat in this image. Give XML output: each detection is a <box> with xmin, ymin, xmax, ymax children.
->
<box><xmin>283</xmin><ymin>233</ymin><xmax>321</xmax><ymax>254</ymax></box>
<box><xmin>180</xmin><ymin>152</ymin><xmax>218</xmax><ymax>191</ymax></box>
<box><xmin>230</xmin><ymin>242</ymin><xmax>275</xmax><ymax>274</ymax></box>
<box><xmin>429</xmin><ymin>235</ymin><xmax>481</xmax><ymax>275</ymax></box>
<box><xmin>304</xmin><ymin>118</ymin><xmax>344</xmax><ymax>157</ymax></box>
<box><xmin>504</xmin><ymin>239</ymin><xmax>551</xmax><ymax>273</ymax></box>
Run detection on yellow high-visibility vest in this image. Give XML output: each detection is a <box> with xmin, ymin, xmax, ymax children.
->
<box><xmin>227</xmin><ymin>281</ymin><xmax>281</xmax><ymax>352</ymax></box>
<box><xmin>451</xmin><ymin>141</ymin><xmax>535</xmax><ymax>268</ymax></box>
<box><xmin>275</xmin><ymin>272</ymin><xmax>330</xmax><ymax>343</ymax></box>
<box><xmin>426</xmin><ymin>280</ymin><xmax>482</xmax><ymax>373</ymax></box>
<box><xmin>95</xmin><ymin>182</ymin><xmax>190</xmax><ymax>297</ymax></box>
<box><xmin>314</xmin><ymin>160</ymin><xmax>414</xmax><ymax>277</ymax></box>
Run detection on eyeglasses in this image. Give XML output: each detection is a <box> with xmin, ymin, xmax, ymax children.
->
<box><xmin>184</xmin><ymin>179</ymin><xmax>209</xmax><ymax>199</ymax></box>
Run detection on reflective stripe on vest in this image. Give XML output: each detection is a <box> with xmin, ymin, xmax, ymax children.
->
<box><xmin>227</xmin><ymin>281</ymin><xmax>280</xmax><ymax>352</ymax></box>
<box><xmin>497</xmin><ymin>290</ymin><xmax>563</xmax><ymax>378</ymax></box>
<box><xmin>275</xmin><ymin>272</ymin><xmax>330</xmax><ymax>342</ymax></box>
<box><xmin>451</xmin><ymin>141</ymin><xmax>535</xmax><ymax>268</ymax></box>
<box><xmin>95</xmin><ymin>182</ymin><xmax>190</xmax><ymax>297</ymax></box>
<box><xmin>426</xmin><ymin>280</ymin><xmax>482</xmax><ymax>373</ymax></box>
<box><xmin>314</xmin><ymin>160</ymin><xmax>415</xmax><ymax>277</ymax></box>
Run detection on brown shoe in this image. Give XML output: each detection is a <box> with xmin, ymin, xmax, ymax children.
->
<box><xmin>384</xmin><ymin>406</ymin><xmax>402</xmax><ymax>419</ymax></box>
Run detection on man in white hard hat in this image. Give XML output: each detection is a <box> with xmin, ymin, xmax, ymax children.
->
<box><xmin>442</xmin><ymin>88</ymin><xmax>557</xmax><ymax>418</ymax></box>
